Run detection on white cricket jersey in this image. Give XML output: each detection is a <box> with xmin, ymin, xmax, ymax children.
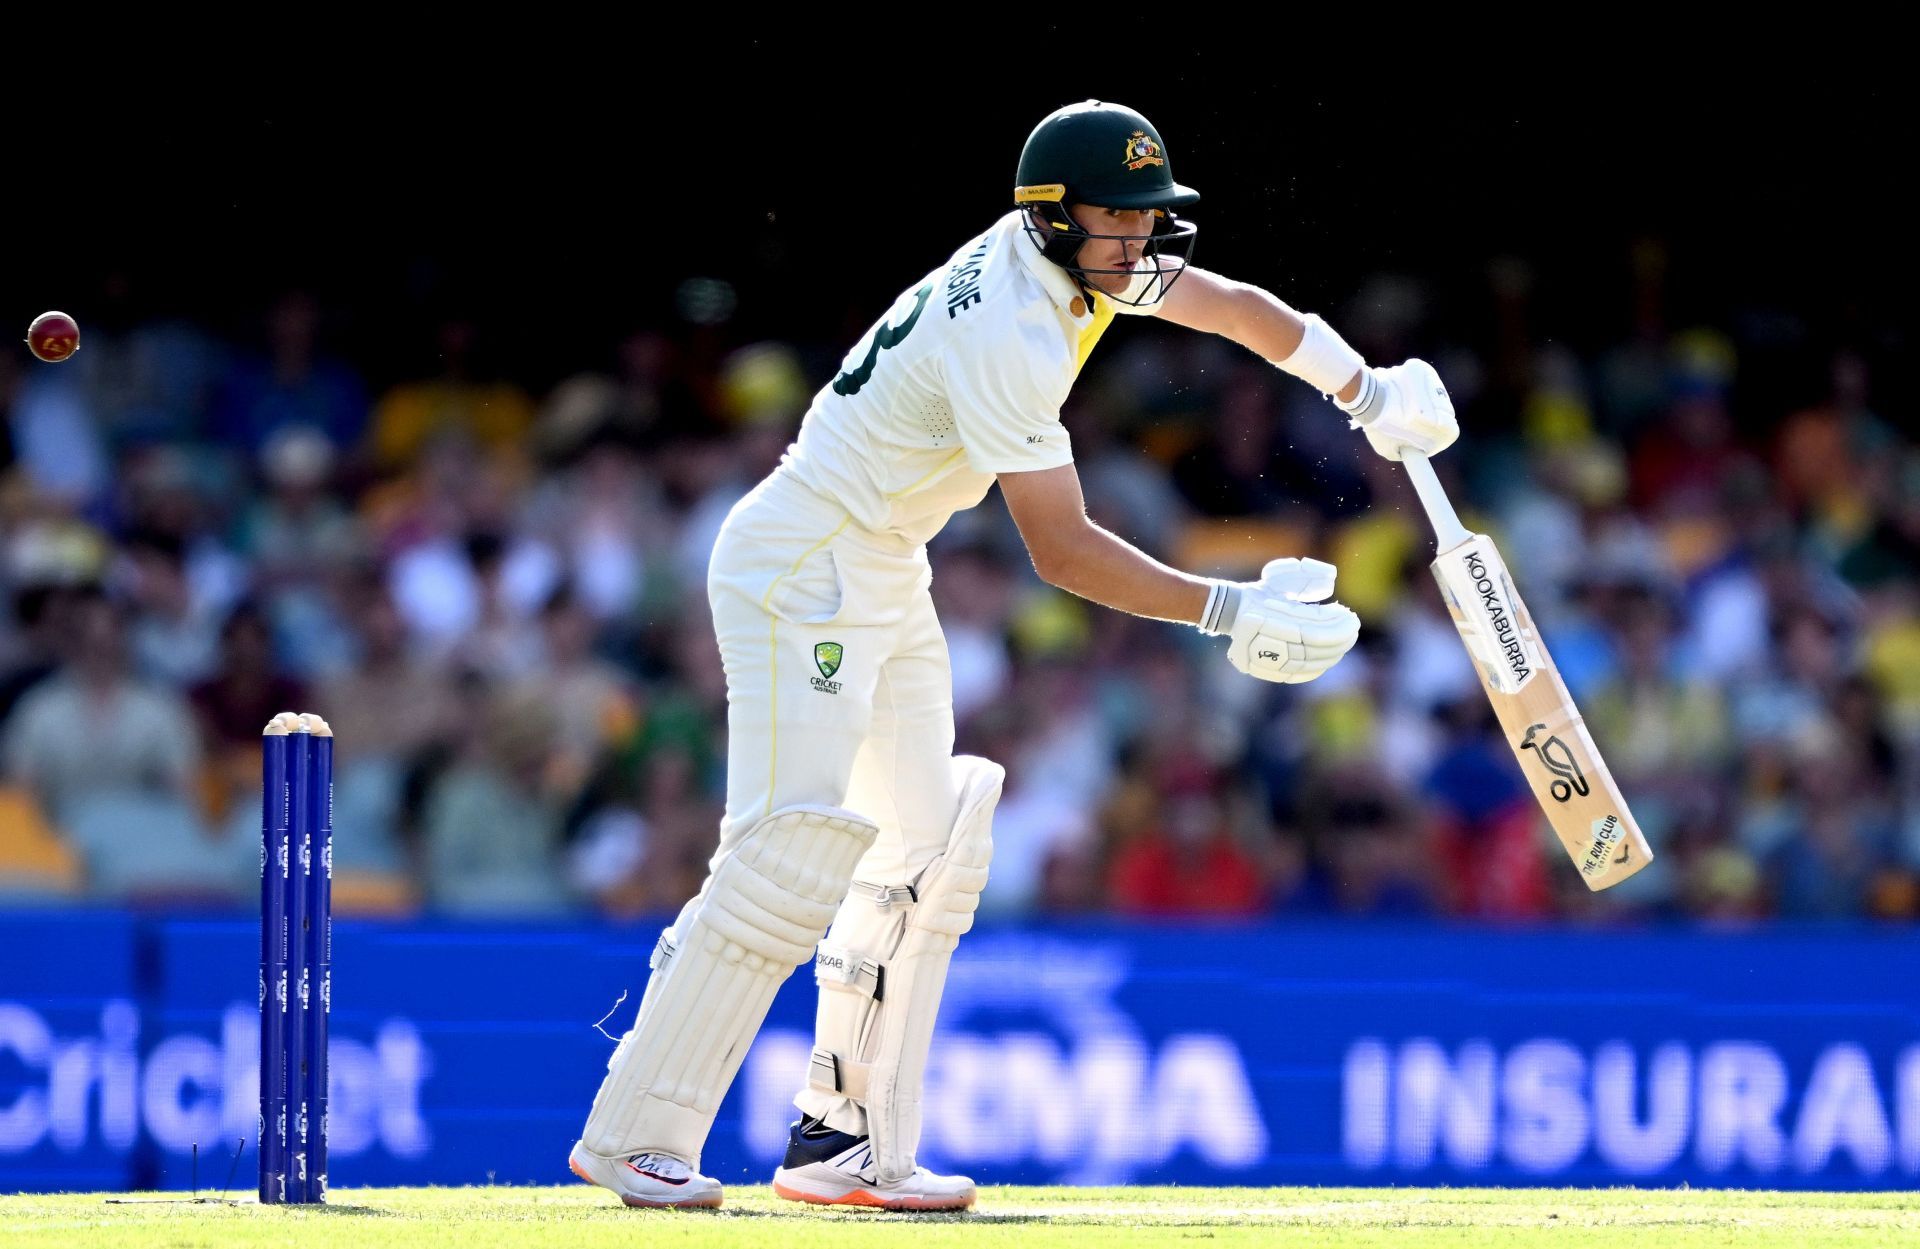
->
<box><xmin>776</xmin><ymin>210</ymin><xmax>1145</xmax><ymax>546</ymax></box>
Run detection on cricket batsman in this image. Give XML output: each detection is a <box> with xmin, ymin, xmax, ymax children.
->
<box><xmin>569</xmin><ymin>99</ymin><xmax>1459</xmax><ymax>1210</ymax></box>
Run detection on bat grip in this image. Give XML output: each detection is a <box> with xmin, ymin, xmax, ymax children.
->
<box><xmin>1401</xmin><ymin>452</ymin><xmax>1473</xmax><ymax>551</ymax></box>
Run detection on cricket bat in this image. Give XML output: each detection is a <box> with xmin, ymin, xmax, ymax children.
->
<box><xmin>1401</xmin><ymin>452</ymin><xmax>1652</xmax><ymax>889</ymax></box>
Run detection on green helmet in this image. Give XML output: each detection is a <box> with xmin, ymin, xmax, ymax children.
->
<box><xmin>1015</xmin><ymin>99</ymin><xmax>1200</xmax><ymax>210</ymax></box>
<box><xmin>1013</xmin><ymin>100</ymin><xmax>1199</xmax><ymax>305</ymax></box>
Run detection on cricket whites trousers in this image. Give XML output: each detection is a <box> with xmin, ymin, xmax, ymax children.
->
<box><xmin>579</xmin><ymin>466</ymin><xmax>998</xmax><ymax>1183</ymax></box>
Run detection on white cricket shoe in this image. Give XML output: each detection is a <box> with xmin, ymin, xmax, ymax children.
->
<box><xmin>568</xmin><ymin>1139</ymin><xmax>723</xmax><ymax>1209</ymax></box>
<box><xmin>771</xmin><ymin>1116</ymin><xmax>976</xmax><ymax>1211</ymax></box>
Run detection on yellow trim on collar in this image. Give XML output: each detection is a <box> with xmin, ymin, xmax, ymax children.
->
<box><xmin>1074</xmin><ymin>293</ymin><xmax>1117</xmax><ymax>379</ymax></box>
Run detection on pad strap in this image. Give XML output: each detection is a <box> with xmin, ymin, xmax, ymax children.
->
<box><xmin>809</xmin><ymin>1046</ymin><xmax>872</xmax><ymax>1102</ymax></box>
<box><xmin>813</xmin><ymin>942</ymin><xmax>884</xmax><ymax>1001</ymax></box>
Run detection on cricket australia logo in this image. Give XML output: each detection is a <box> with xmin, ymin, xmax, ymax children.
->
<box><xmin>1520</xmin><ymin>723</ymin><xmax>1590</xmax><ymax>802</ymax></box>
<box><xmin>811</xmin><ymin>642</ymin><xmax>844</xmax><ymax>695</ymax></box>
<box><xmin>1122</xmin><ymin>129</ymin><xmax>1164</xmax><ymax>170</ymax></box>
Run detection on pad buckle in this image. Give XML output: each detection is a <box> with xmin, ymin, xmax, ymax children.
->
<box><xmin>808</xmin><ymin>1046</ymin><xmax>871</xmax><ymax>1101</ymax></box>
<box><xmin>854</xmin><ymin>881</ymin><xmax>917</xmax><ymax>911</ymax></box>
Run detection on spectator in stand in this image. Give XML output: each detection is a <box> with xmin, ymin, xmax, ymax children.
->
<box><xmin>422</xmin><ymin>684</ymin><xmax>574</xmax><ymax>915</ymax></box>
<box><xmin>520</xmin><ymin>586</ymin><xmax>638</xmax><ymax>795</ymax></box>
<box><xmin>240</xmin><ymin>426</ymin><xmax>363</xmax><ymax>589</ymax></box>
<box><xmin>1587</xmin><ymin>583</ymin><xmax>1732</xmax><ymax>791</ymax></box>
<box><xmin>215</xmin><ymin>291</ymin><xmax>369</xmax><ymax>457</ymax></box>
<box><xmin>1420</xmin><ymin>697</ymin><xmax>1556</xmax><ymax>918</ymax></box>
<box><xmin>236</xmin><ymin>426</ymin><xmax>368</xmax><ymax>677</ymax></box>
<box><xmin>2</xmin><ymin>589</ymin><xmax>200</xmax><ymax>822</ymax></box>
<box><xmin>191</xmin><ymin>604</ymin><xmax>308</xmax><ymax>754</ymax></box>
<box><xmin>367</xmin><ymin>319</ymin><xmax>535</xmax><ymax>471</ymax></box>
<box><xmin>930</xmin><ymin>543</ymin><xmax>1016</xmax><ymax>728</ymax></box>
<box><xmin>189</xmin><ymin>603</ymin><xmax>309</xmax><ymax>826</ymax></box>
<box><xmin>0</xmin><ymin>253</ymin><xmax>1914</xmax><ymax>925</ymax></box>
<box><xmin>6</xmin><ymin>365</ymin><xmax>111</xmax><ymax>518</ymax></box>
<box><xmin>313</xmin><ymin>590</ymin><xmax>459</xmax><ymax>768</ymax></box>
<box><xmin>120</xmin><ymin>531</ymin><xmax>225</xmax><ymax>687</ymax></box>
<box><xmin>516</xmin><ymin>429</ymin><xmax>661</xmax><ymax>626</ymax></box>
<box><xmin>0</xmin><ymin>584</ymin><xmax>84</xmax><ymax>726</ymax></box>
<box><xmin>1764</xmin><ymin>720</ymin><xmax>1899</xmax><ymax>917</ymax></box>
<box><xmin>1107</xmin><ymin>758</ymin><xmax>1267</xmax><ymax>917</ymax></box>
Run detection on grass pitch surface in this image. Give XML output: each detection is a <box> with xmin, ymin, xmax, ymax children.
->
<box><xmin>4</xmin><ymin>1185</ymin><xmax>1915</xmax><ymax>1247</ymax></box>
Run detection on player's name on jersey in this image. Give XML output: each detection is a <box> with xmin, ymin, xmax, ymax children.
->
<box><xmin>946</xmin><ymin>236</ymin><xmax>991</xmax><ymax>319</ymax></box>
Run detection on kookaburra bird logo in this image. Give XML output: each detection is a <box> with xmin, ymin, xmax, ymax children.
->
<box><xmin>1521</xmin><ymin>723</ymin><xmax>1590</xmax><ymax>803</ymax></box>
<box><xmin>1122</xmin><ymin>130</ymin><xmax>1164</xmax><ymax>170</ymax></box>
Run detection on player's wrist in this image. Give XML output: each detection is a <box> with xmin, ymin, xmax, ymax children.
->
<box><xmin>1276</xmin><ymin>313</ymin><xmax>1368</xmax><ymax>400</ymax></box>
<box><xmin>1335</xmin><ymin>366</ymin><xmax>1384</xmax><ymax>424</ymax></box>
<box><xmin>1198</xmin><ymin>580</ymin><xmax>1243</xmax><ymax>636</ymax></box>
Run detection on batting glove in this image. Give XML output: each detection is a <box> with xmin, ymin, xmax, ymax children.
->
<box><xmin>1200</xmin><ymin>558</ymin><xmax>1361</xmax><ymax>684</ymax></box>
<box><xmin>1342</xmin><ymin>358</ymin><xmax>1458</xmax><ymax>462</ymax></box>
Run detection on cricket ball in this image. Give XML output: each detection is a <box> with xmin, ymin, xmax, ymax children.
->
<box><xmin>27</xmin><ymin>311</ymin><xmax>80</xmax><ymax>363</ymax></box>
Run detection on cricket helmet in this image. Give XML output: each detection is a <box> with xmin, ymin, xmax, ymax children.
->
<box><xmin>1013</xmin><ymin>100</ymin><xmax>1199</xmax><ymax>305</ymax></box>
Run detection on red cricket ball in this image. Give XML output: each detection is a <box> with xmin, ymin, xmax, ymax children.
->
<box><xmin>27</xmin><ymin>311</ymin><xmax>81</xmax><ymax>363</ymax></box>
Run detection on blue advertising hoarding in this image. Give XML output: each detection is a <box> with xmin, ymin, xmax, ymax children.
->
<box><xmin>2</xmin><ymin>912</ymin><xmax>1916</xmax><ymax>1192</ymax></box>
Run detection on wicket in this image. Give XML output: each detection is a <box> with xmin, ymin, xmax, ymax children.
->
<box><xmin>260</xmin><ymin>711</ymin><xmax>333</xmax><ymax>1204</ymax></box>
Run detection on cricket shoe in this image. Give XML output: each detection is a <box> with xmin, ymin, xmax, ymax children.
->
<box><xmin>771</xmin><ymin>1115</ymin><xmax>976</xmax><ymax>1211</ymax></box>
<box><xmin>568</xmin><ymin>1139</ymin><xmax>723</xmax><ymax>1209</ymax></box>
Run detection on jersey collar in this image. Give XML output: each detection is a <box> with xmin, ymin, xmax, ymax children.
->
<box><xmin>1010</xmin><ymin>211</ymin><xmax>1102</xmax><ymax>324</ymax></box>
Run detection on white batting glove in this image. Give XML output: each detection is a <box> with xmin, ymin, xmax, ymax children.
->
<box><xmin>1199</xmin><ymin>558</ymin><xmax>1361</xmax><ymax>685</ymax></box>
<box><xmin>1254</xmin><ymin>556</ymin><xmax>1337</xmax><ymax>604</ymax></box>
<box><xmin>1342</xmin><ymin>358</ymin><xmax>1458</xmax><ymax>462</ymax></box>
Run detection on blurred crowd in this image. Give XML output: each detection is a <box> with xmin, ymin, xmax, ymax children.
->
<box><xmin>1</xmin><ymin>241</ymin><xmax>1915</xmax><ymax>923</ymax></box>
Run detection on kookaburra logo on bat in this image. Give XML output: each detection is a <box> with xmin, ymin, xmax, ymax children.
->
<box><xmin>1521</xmin><ymin>723</ymin><xmax>1590</xmax><ymax>802</ymax></box>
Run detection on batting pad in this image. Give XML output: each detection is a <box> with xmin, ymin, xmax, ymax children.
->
<box><xmin>804</xmin><ymin>756</ymin><xmax>1002</xmax><ymax>1183</ymax></box>
<box><xmin>581</xmin><ymin>804</ymin><xmax>878</xmax><ymax>1163</ymax></box>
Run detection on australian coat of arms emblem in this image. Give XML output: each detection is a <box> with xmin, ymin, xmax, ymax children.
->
<box><xmin>1122</xmin><ymin>130</ymin><xmax>1164</xmax><ymax>171</ymax></box>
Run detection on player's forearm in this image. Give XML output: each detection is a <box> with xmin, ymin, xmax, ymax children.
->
<box><xmin>1031</xmin><ymin>522</ymin><xmax>1212</xmax><ymax>625</ymax></box>
<box><xmin>1225</xmin><ymin>285</ymin><xmax>1363</xmax><ymax>405</ymax></box>
<box><xmin>1160</xmin><ymin>269</ymin><xmax>1367</xmax><ymax>406</ymax></box>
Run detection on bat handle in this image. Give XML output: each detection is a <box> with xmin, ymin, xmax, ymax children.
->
<box><xmin>1401</xmin><ymin>452</ymin><xmax>1473</xmax><ymax>552</ymax></box>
